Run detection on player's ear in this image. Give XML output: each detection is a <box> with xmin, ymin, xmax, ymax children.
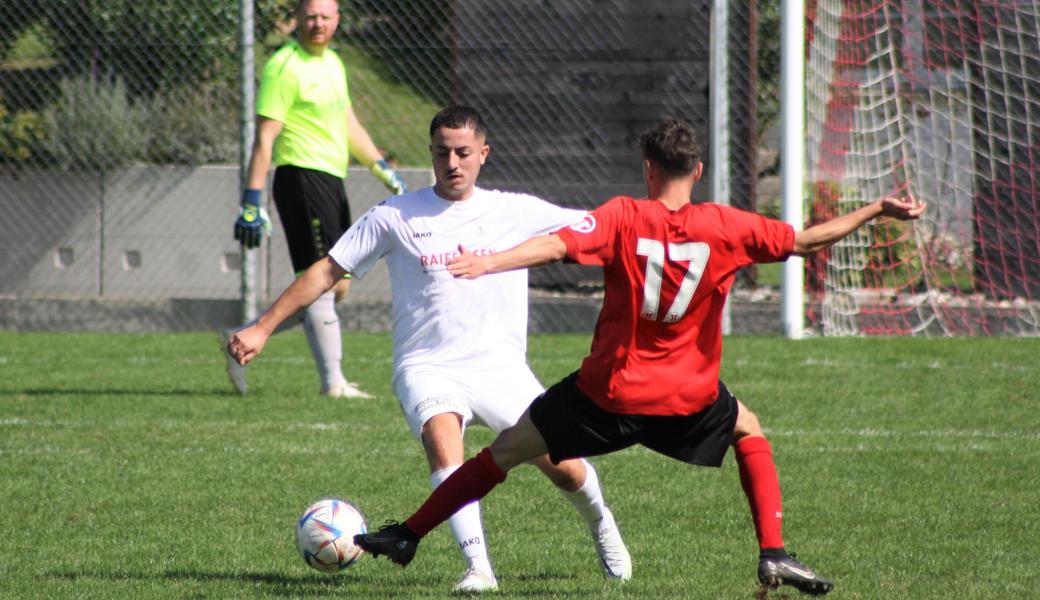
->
<box><xmin>691</xmin><ymin>161</ymin><xmax>704</xmax><ymax>182</ymax></box>
<box><xmin>643</xmin><ymin>159</ymin><xmax>654</xmax><ymax>180</ymax></box>
<box><xmin>479</xmin><ymin>143</ymin><xmax>490</xmax><ymax>165</ymax></box>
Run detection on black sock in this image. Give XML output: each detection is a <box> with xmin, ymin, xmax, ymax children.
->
<box><xmin>759</xmin><ymin>547</ymin><xmax>789</xmax><ymax>560</ymax></box>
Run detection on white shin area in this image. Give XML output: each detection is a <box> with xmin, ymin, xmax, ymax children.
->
<box><xmin>302</xmin><ymin>291</ymin><xmax>346</xmax><ymax>390</ymax></box>
<box><xmin>431</xmin><ymin>465</ymin><xmax>493</xmax><ymax>573</ymax></box>
<box><xmin>559</xmin><ymin>459</ymin><xmax>607</xmax><ymax>523</ymax></box>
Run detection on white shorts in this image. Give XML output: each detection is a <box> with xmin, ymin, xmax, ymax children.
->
<box><xmin>393</xmin><ymin>364</ymin><xmax>545</xmax><ymax>440</ymax></box>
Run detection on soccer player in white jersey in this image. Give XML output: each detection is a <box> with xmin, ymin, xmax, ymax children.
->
<box><xmin>228</xmin><ymin>105</ymin><xmax>631</xmax><ymax>593</ymax></box>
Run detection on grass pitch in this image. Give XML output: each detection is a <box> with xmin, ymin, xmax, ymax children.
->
<box><xmin>1</xmin><ymin>331</ymin><xmax>1037</xmax><ymax>599</ymax></box>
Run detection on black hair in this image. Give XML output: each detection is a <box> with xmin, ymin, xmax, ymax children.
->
<box><xmin>429</xmin><ymin>105</ymin><xmax>488</xmax><ymax>139</ymax></box>
<box><xmin>638</xmin><ymin>118</ymin><xmax>702</xmax><ymax>177</ymax></box>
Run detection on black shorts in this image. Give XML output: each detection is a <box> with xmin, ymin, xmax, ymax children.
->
<box><xmin>529</xmin><ymin>372</ymin><xmax>739</xmax><ymax>467</ymax></box>
<box><xmin>272</xmin><ymin>165</ymin><xmax>352</xmax><ymax>274</ymax></box>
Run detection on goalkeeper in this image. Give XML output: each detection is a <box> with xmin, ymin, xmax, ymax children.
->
<box><xmin>226</xmin><ymin>0</ymin><xmax>405</xmax><ymax>397</ymax></box>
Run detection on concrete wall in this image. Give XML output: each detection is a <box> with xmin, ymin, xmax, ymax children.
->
<box><xmin>0</xmin><ymin>166</ymin><xmax>433</xmax><ymax>331</ymax></box>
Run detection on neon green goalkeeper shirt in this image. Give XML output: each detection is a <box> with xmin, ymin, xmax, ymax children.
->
<box><xmin>257</xmin><ymin>40</ymin><xmax>351</xmax><ymax>178</ymax></box>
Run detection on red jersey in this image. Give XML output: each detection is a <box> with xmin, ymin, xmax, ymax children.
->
<box><xmin>555</xmin><ymin>196</ymin><xmax>795</xmax><ymax>416</ymax></box>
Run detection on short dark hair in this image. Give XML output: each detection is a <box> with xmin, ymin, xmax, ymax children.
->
<box><xmin>429</xmin><ymin>105</ymin><xmax>488</xmax><ymax>139</ymax></box>
<box><xmin>638</xmin><ymin>118</ymin><xmax>701</xmax><ymax>177</ymax></box>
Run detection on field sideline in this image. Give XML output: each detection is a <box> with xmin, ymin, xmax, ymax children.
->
<box><xmin>1</xmin><ymin>331</ymin><xmax>1037</xmax><ymax>599</ymax></box>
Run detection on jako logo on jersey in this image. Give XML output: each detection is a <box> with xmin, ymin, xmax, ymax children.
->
<box><xmin>412</xmin><ymin>231</ymin><xmax>432</xmax><ymax>238</ymax></box>
<box><xmin>570</xmin><ymin>214</ymin><xmax>596</xmax><ymax>233</ymax></box>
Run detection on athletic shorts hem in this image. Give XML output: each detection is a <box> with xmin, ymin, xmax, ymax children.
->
<box><xmin>529</xmin><ymin>372</ymin><xmax>739</xmax><ymax>468</ymax></box>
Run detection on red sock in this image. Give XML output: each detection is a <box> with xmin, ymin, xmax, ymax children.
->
<box><xmin>735</xmin><ymin>435</ymin><xmax>785</xmax><ymax>550</ymax></box>
<box><xmin>405</xmin><ymin>447</ymin><xmax>507</xmax><ymax>537</ymax></box>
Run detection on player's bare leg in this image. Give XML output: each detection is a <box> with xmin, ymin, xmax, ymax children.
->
<box><xmin>733</xmin><ymin>400</ymin><xmax>833</xmax><ymax>595</ymax></box>
<box><xmin>531</xmin><ymin>456</ymin><xmax>632</xmax><ymax>580</ymax></box>
<box><xmin>356</xmin><ymin>410</ymin><xmax>547</xmax><ymax>565</ymax></box>
<box><xmin>421</xmin><ymin>413</ymin><xmax>498</xmax><ymax>592</ymax></box>
<box><xmin>485</xmin><ymin>409</ymin><xmax>550</xmax><ymax>469</ymax></box>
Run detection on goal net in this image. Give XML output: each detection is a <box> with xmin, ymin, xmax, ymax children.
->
<box><xmin>803</xmin><ymin>0</ymin><xmax>1039</xmax><ymax>335</ymax></box>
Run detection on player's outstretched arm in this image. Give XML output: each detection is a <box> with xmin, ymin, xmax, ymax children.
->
<box><xmin>792</xmin><ymin>194</ymin><xmax>927</xmax><ymax>256</ymax></box>
<box><xmin>447</xmin><ymin>235</ymin><xmax>567</xmax><ymax>279</ymax></box>
<box><xmin>229</xmin><ymin>257</ymin><xmax>347</xmax><ymax>364</ymax></box>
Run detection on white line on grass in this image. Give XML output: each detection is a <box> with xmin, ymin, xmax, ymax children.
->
<box><xmin>3</xmin><ymin>417</ymin><xmax>1034</xmax><ymax>441</ymax></box>
<box><xmin>294</xmin><ymin>423</ymin><xmax>339</xmax><ymax>431</ymax></box>
<box><xmin>0</xmin><ymin>444</ymin><xmax>358</xmax><ymax>456</ymax></box>
<box><xmin>7</xmin><ymin>428</ymin><xmax>1032</xmax><ymax>458</ymax></box>
<box><xmin>767</xmin><ymin>428</ymin><xmax>1040</xmax><ymax>440</ymax></box>
<box><xmin>727</xmin><ymin>356</ymin><xmax>1035</xmax><ymax>373</ymax></box>
<box><xmin>111</xmin><ymin>355</ymin><xmax>392</xmax><ymax>365</ymax></box>
<box><xmin>0</xmin><ymin>418</ymin><xmax>30</xmax><ymax>425</ymax></box>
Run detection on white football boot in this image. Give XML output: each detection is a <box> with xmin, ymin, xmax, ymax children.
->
<box><xmin>452</xmin><ymin>565</ymin><xmax>499</xmax><ymax>594</ymax></box>
<box><xmin>322</xmin><ymin>380</ymin><xmax>372</xmax><ymax>399</ymax></box>
<box><xmin>589</xmin><ymin>507</ymin><xmax>632</xmax><ymax>581</ymax></box>
<box><xmin>218</xmin><ymin>329</ymin><xmax>247</xmax><ymax>395</ymax></box>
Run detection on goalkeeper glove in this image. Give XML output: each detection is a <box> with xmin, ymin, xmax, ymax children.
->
<box><xmin>234</xmin><ymin>189</ymin><xmax>272</xmax><ymax>249</ymax></box>
<box><xmin>371</xmin><ymin>159</ymin><xmax>407</xmax><ymax>195</ymax></box>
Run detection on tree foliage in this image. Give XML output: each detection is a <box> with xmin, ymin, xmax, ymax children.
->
<box><xmin>0</xmin><ymin>1</ymin><xmax>38</xmax><ymax>59</ymax></box>
<box><xmin>756</xmin><ymin>0</ymin><xmax>782</xmax><ymax>142</ymax></box>
<box><xmin>1</xmin><ymin>1</ymin><xmax>300</xmax><ymax>96</ymax></box>
<box><xmin>42</xmin><ymin>0</ymin><xmax>240</xmax><ymax>95</ymax></box>
<box><xmin>0</xmin><ymin>0</ymin><xmax>446</xmax><ymax>167</ymax></box>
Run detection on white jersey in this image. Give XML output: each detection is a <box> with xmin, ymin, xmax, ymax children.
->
<box><xmin>328</xmin><ymin>186</ymin><xmax>587</xmax><ymax>375</ymax></box>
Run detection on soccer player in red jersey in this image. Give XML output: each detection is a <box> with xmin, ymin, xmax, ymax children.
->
<box><xmin>354</xmin><ymin>118</ymin><xmax>926</xmax><ymax>595</ymax></box>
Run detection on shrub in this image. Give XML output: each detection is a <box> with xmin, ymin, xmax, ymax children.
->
<box><xmin>44</xmin><ymin>74</ymin><xmax>149</xmax><ymax>170</ymax></box>
<box><xmin>143</xmin><ymin>81</ymin><xmax>238</xmax><ymax>165</ymax></box>
<box><xmin>0</xmin><ymin>97</ymin><xmax>47</xmax><ymax>164</ymax></box>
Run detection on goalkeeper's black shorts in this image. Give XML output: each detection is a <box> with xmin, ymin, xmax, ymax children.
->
<box><xmin>273</xmin><ymin>165</ymin><xmax>352</xmax><ymax>274</ymax></box>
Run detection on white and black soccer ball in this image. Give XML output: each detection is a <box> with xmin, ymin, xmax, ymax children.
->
<box><xmin>295</xmin><ymin>497</ymin><xmax>367</xmax><ymax>572</ymax></box>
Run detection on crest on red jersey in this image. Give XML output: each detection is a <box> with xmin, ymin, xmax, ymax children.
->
<box><xmin>570</xmin><ymin>214</ymin><xmax>596</xmax><ymax>233</ymax></box>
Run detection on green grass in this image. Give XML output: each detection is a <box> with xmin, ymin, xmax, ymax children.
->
<box><xmin>1</xmin><ymin>332</ymin><xmax>1038</xmax><ymax>599</ymax></box>
<box><xmin>754</xmin><ymin>262</ymin><xmax>781</xmax><ymax>288</ymax></box>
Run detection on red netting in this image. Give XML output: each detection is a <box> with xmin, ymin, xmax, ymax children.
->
<box><xmin>805</xmin><ymin>0</ymin><xmax>1039</xmax><ymax>335</ymax></box>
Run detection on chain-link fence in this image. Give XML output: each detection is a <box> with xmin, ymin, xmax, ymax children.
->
<box><xmin>0</xmin><ymin>1</ymin><xmax>779</xmax><ymax>334</ymax></box>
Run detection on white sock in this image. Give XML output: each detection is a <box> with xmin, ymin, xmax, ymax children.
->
<box><xmin>560</xmin><ymin>459</ymin><xmax>607</xmax><ymax>523</ymax></box>
<box><xmin>302</xmin><ymin>291</ymin><xmax>346</xmax><ymax>391</ymax></box>
<box><xmin>431</xmin><ymin>465</ymin><xmax>493</xmax><ymax>572</ymax></box>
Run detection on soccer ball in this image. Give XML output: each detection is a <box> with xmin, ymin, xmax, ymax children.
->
<box><xmin>295</xmin><ymin>497</ymin><xmax>367</xmax><ymax>572</ymax></box>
